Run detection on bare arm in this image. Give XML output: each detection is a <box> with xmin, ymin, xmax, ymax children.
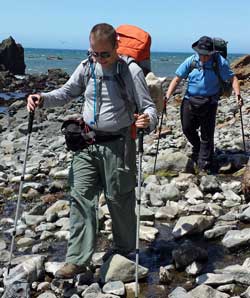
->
<box><xmin>231</xmin><ymin>75</ymin><xmax>243</xmax><ymax>106</ymax></box>
<box><xmin>165</xmin><ymin>76</ymin><xmax>182</xmax><ymax>102</ymax></box>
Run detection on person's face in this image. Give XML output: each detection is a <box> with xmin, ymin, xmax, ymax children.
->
<box><xmin>199</xmin><ymin>54</ymin><xmax>211</xmax><ymax>63</ymax></box>
<box><xmin>89</xmin><ymin>34</ymin><xmax>118</xmax><ymax>68</ymax></box>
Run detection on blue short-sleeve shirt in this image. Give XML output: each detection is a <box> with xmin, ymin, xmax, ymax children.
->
<box><xmin>175</xmin><ymin>53</ymin><xmax>234</xmax><ymax>97</ymax></box>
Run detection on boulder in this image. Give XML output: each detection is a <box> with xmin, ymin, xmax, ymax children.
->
<box><xmin>100</xmin><ymin>254</ymin><xmax>148</xmax><ymax>283</ymax></box>
<box><xmin>231</xmin><ymin>55</ymin><xmax>250</xmax><ymax>80</ymax></box>
<box><xmin>242</xmin><ymin>158</ymin><xmax>250</xmax><ymax>202</ymax></box>
<box><xmin>231</xmin><ymin>54</ymin><xmax>250</xmax><ymax>90</ymax></box>
<box><xmin>145</xmin><ymin>72</ymin><xmax>166</xmax><ymax>113</ymax></box>
<box><xmin>0</xmin><ymin>36</ymin><xmax>25</xmax><ymax>74</ymax></box>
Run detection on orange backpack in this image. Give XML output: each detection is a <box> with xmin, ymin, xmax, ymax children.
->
<box><xmin>116</xmin><ymin>24</ymin><xmax>151</xmax><ymax>75</ymax></box>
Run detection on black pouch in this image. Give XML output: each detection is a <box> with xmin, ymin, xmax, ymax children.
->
<box><xmin>188</xmin><ymin>95</ymin><xmax>211</xmax><ymax>113</ymax></box>
<box><xmin>220</xmin><ymin>81</ymin><xmax>233</xmax><ymax>98</ymax></box>
<box><xmin>61</xmin><ymin>118</ymin><xmax>95</xmax><ymax>151</ymax></box>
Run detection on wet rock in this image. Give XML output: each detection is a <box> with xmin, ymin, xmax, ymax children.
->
<box><xmin>0</xmin><ymin>250</ymin><xmax>10</xmax><ymax>263</ymax></box>
<box><xmin>124</xmin><ymin>282</ymin><xmax>140</xmax><ymax>298</ymax></box>
<box><xmin>35</xmin><ymin>222</ymin><xmax>56</xmax><ymax>232</ymax></box>
<box><xmin>81</xmin><ymin>283</ymin><xmax>101</xmax><ymax>296</ymax></box>
<box><xmin>23</xmin><ymin>182</ymin><xmax>44</xmax><ymax>193</ymax></box>
<box><xmin>51</xmin><ymin>168</ymin><xmax>69</xmax><ymax>179</ymax></box>
<box><xmin>22</xmin><ymin>213</ymin><xmax>46</xmax><ymax>226</ymax></box>
<box><xmin>185</xmin><ymin>185</ymin><xmax>204</xmax><ymax>201</ymax></box>
<box><xmin>44</xmin><ymin>200</ymin><xmax>70</xmax><ymax>220</ymax></box>
<box><xmin>28</xmin><ymin>202</ymin><xmax>48</xmax><ymax>216</ymax></box>
<box><xmin>92</xmin><ymin>252</ymin><xmax>105</xmax><ymax>267</ymax></box>
<box><xmin>189</xmin><ymin>284</ymin><xmax>230</xmax><ymax>298</ymax></box>
<box><xmin>185</xmin><ymin>261</ymin><xmax>204</xmax><ymax>276</ymax></box>
<box><xmin>172</xmin><ymin>173</ymin><xmax>198</xmax><ymax>191</ymax></box>
<box><xmin>222</xmin><ymin>189</ymin><xmax>242</xmax><ymax>207</ymax></box>
<box><xmin>204</xmin><ymin>223</ymin><xmax>237</xmax><ymax>239</ymax></box>
<box><xmin>155</xmin><ymin>204</ymin><xmax>179</xmax><ymax>220</ymax></box>
<box><xmin>47</xmin><ymin>68</ymin><xmax>69</xmax><ymax>81</ymax></box>
<box><xmin>206</xmin><ymin>202</ymin><xmax>224</xmax><ymax>217</ymax></box>
<box><xmin>196</xmin><ymin>272</ymin><xmax>235</xmax><ymax>287</ymax></box>
<box><xmin>172</xmin><ymin>240</ymin><xmax>208</xmax><ymax>269</ymax></box>
<box><xmin>40</xmin><ymin>231</ymin><xmax>54</xmax><ymax>241</ymax></box>
<box><xmin>4</xmin><ymin>255</ymin><xmax>46</xmax><ymax>286</ymax></box>
<box><xmin>2</xmin><ymin>281</ymin><xmax>30</xmax><ymax>298</ymax></box>
<box><xmin>159</xmin><ymin>265</ymin><xmax>173</xmax><ymax>284</ymax></box>
<box><xmin>44</xmin><ymin>261</ymin><xmax>65</xmax><ymax>276</ymax></box>
<box><xmin>55</xmin><ymin>217</ymin><xmax>70</xmax><ymax>230</ymax></box>
<box><xmin>242</xmin><ymin>159</ymin><xmax>250</xmax><ymax>202</ymax></box>
<box><xmin>222</xmin><ymin>228</ymin><xmax>250</xmax><ymax>249</ymax></box>
<box><xmin>138</xmin><ymin>205</ymin><xmax>155</xmax><ymax>221</ymax></box>
<box><xmin>140</xmin><ymin>225</ymin><xmax>158</xmax><ymax>242</ymax></box>
<box><xmin>241</xmin><ymin>286</ymin><xmax>250</xmax><ymax>298</ymax></box>
<box><xmin>100</xmin><ymin>254</ymin><xmax>148</xmax><ymax>283</ymax></box>
<box><xmin>159</xmin><ymin>183</ymin><xmax>180</xmax><ymax>201</ymax></box>
<box><xmin>172</xmin><ymin>215</ymin><xmax>215</xmax><ymax>238</ymax></box>
<box><xmin>0</xmin><ymin>239</ymin><xmax>7</xmax><ymax>250</ymax></box>
<box><xmin>238</xmin><ymin>206</ymin><xmax>250</xmax><ymax>222</ymax></box>
<box><xmin>54</xmin><ymin>230</ymin><xmax>70</xmax><ymax>241</ymax></box>
<box><xmin>50</xmin><ymin>278</ymin><xmax>74</xmax><ymax>295</ymax></box>
<box><xmin>102</xmin><ymin>280</ymin><xmax>125</xmax><ymax>296</ymax></box>
<box><xmin>200</xmin><ymin>175</ymin><xmax>221</xmax><ymax>193</ymax></box>
<box><xmin>169</xmin><ymin>286</ymin><xmax>191</xmax><ymax>298</ymax></box>
<box><xmin>37</xmin><ymin>292</ymin><xmax>57</xmax><ymax>298</ymax></box>
<box><xmin>32</xmin><ymin>242</ymin><xmax>51</xmax><ymax>254</ymax></box>
<box><xmin>17</xmin><ymin>237</ymin><xmax>34</xmax><ymax>247</ymax></box>
<box><xmin>37</xmin><ymin>281</ymin><xmax>50</xmax><ymax>291</ymax></box>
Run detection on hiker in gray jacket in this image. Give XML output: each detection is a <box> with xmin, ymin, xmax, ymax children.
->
<box><xmin>27</xmin><ymin>23</ymin><xmax>157</xmax><ymax>279</ymax></box>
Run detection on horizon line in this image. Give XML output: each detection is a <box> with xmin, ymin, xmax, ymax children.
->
<box><xmin>24</xmin><ymin>47</ymin><xmax>248</xmax><ymax>56</ymax></box>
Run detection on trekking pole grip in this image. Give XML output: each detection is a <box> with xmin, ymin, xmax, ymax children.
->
<box><xmin>138</xmin><ymin>129</ymin><xmax>144</xmax><ymax>153</ymax></box>
<box><xmin>27</xmin><ymin>96</ymin><xmax>37</xmax><ymax>134</ymax></box>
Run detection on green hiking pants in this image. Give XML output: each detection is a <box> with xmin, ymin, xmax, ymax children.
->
<box><xmin>66</xmin><ymin>131</ymin><xmax>137</xmax><ymax>266</ymax></box>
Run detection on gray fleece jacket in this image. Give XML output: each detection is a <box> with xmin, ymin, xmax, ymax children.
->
<box><xmin>41</xmin><ymin>56</ymin><xmax>157</xmax><ymax>133</ymax></box>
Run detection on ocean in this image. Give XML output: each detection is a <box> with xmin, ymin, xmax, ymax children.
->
<box><xmin>0</xmin><ymin>48</ymin><xmax>244</xmax><ymax>114</ymax></box>
<box><xmin>24</xmin><ymin>48</ymin><xmax>244</xmax><ymax>77</ymax></box>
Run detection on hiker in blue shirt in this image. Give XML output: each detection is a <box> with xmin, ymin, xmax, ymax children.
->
<box><xmin>165</xmin><ymin>36</ymin><xmax>242</xmax><ymax>173</ymax></box>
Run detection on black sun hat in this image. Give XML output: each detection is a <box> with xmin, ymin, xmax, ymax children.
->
<box><xmin>192</xmin><ymin>36</ymin><xmax>215</xmax><ymax>55</ymax></box>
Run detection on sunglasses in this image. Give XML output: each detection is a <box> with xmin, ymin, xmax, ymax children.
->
<box><xmin>89</xmin><ymin>50</ymin><xmax>112</xmax><ymax>59</ymax></box>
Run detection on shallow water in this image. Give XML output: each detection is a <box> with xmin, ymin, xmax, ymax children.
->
<box><xmin>1</xmin><ymin>189</ymin><xmax>249</xmax><ymax>297</ymax></box>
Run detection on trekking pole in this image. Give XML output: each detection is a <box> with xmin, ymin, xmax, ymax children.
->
<box><xmin>153</xmin><ymin>98</ymin><xmax>167</xmax><ymax>174</ymax></box>
<box><xmin>239</xmin><ymin>103</ymin><xmax>246</xmax><ymax>153</ymax></box>
<box><xmin>135</xmin><ymin>128</ymin><xmax>143</xmax><ymax>298</ymax></box>
<box><xmin>7</xmin><ymin>98</ymin><xmax>36</xmax><ymax>275</ymax></box>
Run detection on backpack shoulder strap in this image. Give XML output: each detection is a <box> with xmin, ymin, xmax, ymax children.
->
<box><xmin>82</xmin><ymin>57</ymin><xmax>96</xmax><ymax>87</ymax></box>
<box><xmin>115</xmin><ymin>58</ymin><xmax>138</xmax><ymax>117</ymax></box>
<box><xmin>212</xmin><ymin>53</ymin><xmax>223</xmax><ymax>82</ymax></box>
<box><xmin>188</xmin><ymin>56</ymin><xmax>198</xmax><ymax>75</ymax></box>
<box><xmin>184</xmin><ymin>55</ymin><xmax>199</xmax><ymax>81</ymax></box>
<box><xmin>79</xmin><ymin>57</ymin><xmax>96</xmax><ymax>114</ymax></box>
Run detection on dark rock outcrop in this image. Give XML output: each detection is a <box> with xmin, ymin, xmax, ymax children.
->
<box><xmin>242</xmin><ymin>159</ymin><xmax>250</xmax><ymax>202</ymax></box>
<box><xmin>231</xmin><ymin>55</ymin><xmax>250</xmax><ymax>89</ymax></box>
<box><xmin>0</xmin><ymin>36</ymin><xmax>26</xmax><ymax>75</ymax></box>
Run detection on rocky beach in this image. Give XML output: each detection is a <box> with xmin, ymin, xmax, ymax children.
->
<box><xmin>1</xmin><ymin>37</ymin><xmax>250</xmax><ymax>298</ymax></box>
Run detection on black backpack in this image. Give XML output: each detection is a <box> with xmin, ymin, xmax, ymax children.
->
<box><xmin>213</xmin><ymin>38</ymin><xmax>228</xmax><ymax>59</ymax></box>
<box><xmin>189</xmin><ymin>38</ymin><xmax>232</xmax><ymax>97</ymax></box>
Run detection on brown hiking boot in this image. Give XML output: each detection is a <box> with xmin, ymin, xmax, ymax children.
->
<box><xmin>55</xmin><ymin>263</ymin><xmax>86</xmax><ymax>279</ymax></box>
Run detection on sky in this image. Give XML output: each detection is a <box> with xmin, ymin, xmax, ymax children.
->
<box><xmin>1</xmin><ymin>0</ymin><xmax>250</xmax><ymax>54</ymax></box>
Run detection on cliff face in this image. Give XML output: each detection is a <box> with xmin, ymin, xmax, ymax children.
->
<box><xmin>0</xmin><ymin>36</ymin><xmax>26</xmax><ymax>75</ymax></box>
<box><xmin>231</xmin><ymin>55</ymin><xmax>250</xmax><ymax>90</ymax></box>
